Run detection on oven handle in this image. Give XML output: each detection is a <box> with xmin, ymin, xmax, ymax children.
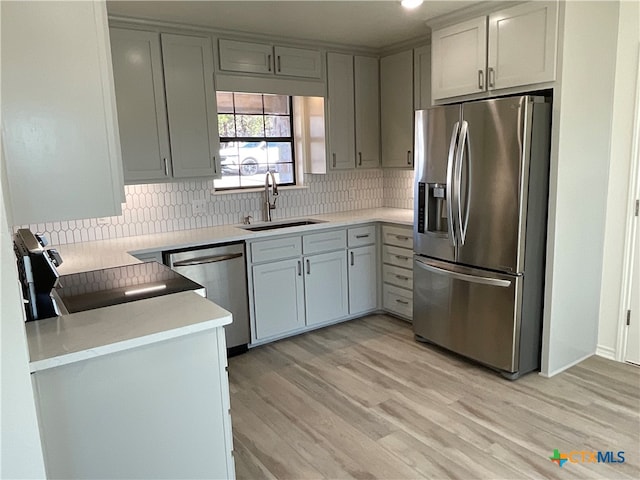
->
<box><xmin>172</xmin><ymin>252</ymin><xmax>243</xmax><ymax>267</ymax></box>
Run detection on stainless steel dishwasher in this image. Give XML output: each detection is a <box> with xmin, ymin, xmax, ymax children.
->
<box><xmin>164</xmin><ymin>242</ymin><xmax>250</xmax><ymax>356</ymax></box>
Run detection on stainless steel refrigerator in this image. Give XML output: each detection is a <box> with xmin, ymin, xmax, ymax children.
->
<box><xmin>413</xmin><ymin>95</ymin><xmax>551</xmax><ymax>379</ymax></box>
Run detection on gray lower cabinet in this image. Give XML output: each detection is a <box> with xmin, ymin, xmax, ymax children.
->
<box><xmin>110</xmin><ymin>29</ymin><xmax>221</xmax><ymax>183</ymax></box>
<box><xmin>250</xmin><ymin>227</ymin><xmax>374</xmax><ymax>343</ymax></box>
<box><xmin>252</xmin><ymin>258</ymin><xmax>305</xmax><ymax>339</ymax></box>
<box><xmin>348</xmin><ymin>244</ymin><xmax>378</xmax><ymax>315</ymax></box>
<box><xmin>304</xmin><ymin>250</ymin><xmax>349</xmax><ymax>326</ymax></box>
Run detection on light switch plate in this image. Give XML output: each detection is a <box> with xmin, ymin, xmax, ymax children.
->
<box><xmin>192</xmin><ymin>199</ymin><xmax>207</xmax><ymax>216</ymax></box>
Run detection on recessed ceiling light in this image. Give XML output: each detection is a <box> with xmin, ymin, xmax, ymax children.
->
<box><xmin>401</xmin><ymin>0</ymin><xmax>424</xmax><ymax>9</ymax></box>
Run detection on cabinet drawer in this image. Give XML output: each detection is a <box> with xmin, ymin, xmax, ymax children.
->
<box><xmin>303</xmin><ymin>229</ymin><xmax>347</xmax><ymax>255</ymax></box>
<box><xmin>382</xmin><ymin>225</ymin><xmax>413</xmax><ymax>249</ymax></box>
<box><xmin>382</xmin><ymin>245</ymin><xmax>413</xmax><ymax>270</ymax></box>
<box><xmin>383</xmin><ymin>264</ymin><xmax>413</xmax><ymax>290</ymax></box>
<box><xmin>348</xmin><ymin>225</ymin><xmax>376</xmax><ymax>247</ymax></box>
<box><xmin>383</xmin><ymin>284</ymin><xmax>412</xmax><ymax>319</ymax></box>
<box><xmin>251</xmin><ymin>236</ymin><xmax>302</xmax><ymax>263</ymax></box>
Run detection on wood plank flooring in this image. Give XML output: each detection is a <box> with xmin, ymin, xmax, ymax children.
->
<box><xmin>228</xmin><ymin>314</ymin><xmax>640</xmax><ymax>479</ymax></box>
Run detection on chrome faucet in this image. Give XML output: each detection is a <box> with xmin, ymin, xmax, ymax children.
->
<box><xmin>264</xmin><ymin>171</ymin><xmax>279</xmax><ymax>222</ymax></box>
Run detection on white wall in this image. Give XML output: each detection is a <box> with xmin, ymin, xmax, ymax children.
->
<box><xmin>597</xmin><ymin>2</ymin><xmax>640</xmax><ymax>359</ymax></box>
<box><xmin>541</xmin><ymin>1</ymin><xmax>620</xmax><ymax>376</ymax></box>
<box><xmin>0</xmin><ymin>139</ymin><xmax>46</xmax><ymax>476</ymax></box>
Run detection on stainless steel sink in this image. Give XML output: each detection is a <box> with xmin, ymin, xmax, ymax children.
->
<box><xmin>240</xmin><ymin>219</ymin><xmax>326</xmax><ymax>232</ymax></box>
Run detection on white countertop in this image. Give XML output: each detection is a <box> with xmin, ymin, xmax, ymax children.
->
<box><xmin>27</xmin><ymin>208</ymin><xmax>411</xmax><ymax>371</ymax></box>
<box><xmin>54</xmin><ymin>208</ymin><xmax>413</xmax><ymax>275</ymax></box>
<box><xmin>27</xmin><ymin>292</ymin><xmax>232</xmax><ymax>372</ymax></box>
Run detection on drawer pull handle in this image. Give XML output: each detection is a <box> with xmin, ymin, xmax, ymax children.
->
<box><xmin>395</xmin><ymin>275</ymin><xmax>409</xmax><ymax>281</ymax></box>
<box><xmin>297</xmin><ymin>260</ymin><xmax>302</xmax><ymax>276</ymax></box>
<box><xmin>355</xmin><ymin>234</ymin><xmax>370</xmax><ymax>239</ymax></box>
<box><xmin>395</xmin><ymin>235</ymin><xmax>409</xmax><ymax>241</ymax></box>
<box><xmin>306</xmin><ymin>259</ymin><xmax>311</xmax><ymax>275</ymax></box>
<box><xmin>350</xmin><ymin>251</ymin><xmax>355</xmax><ymax>266</ymax></box>
<box><xmin>395</xmin><ymin>255</ymin><xmax>409</xmax><ymax>261</ymax></box>
<box><xmin>396</xmin><ymin>299</ymin><xmax>409</xmax><ymax>305</ymax></box>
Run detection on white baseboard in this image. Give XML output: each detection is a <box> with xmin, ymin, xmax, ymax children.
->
<box><xmin>596</xmin><ymin>345</ymin><xmax>617</xmax><ymax>360</ymax></box>
<box><xmin>539</xmin><ymin>351</ymin><xmax>595</xmax><ymax>378</ymax></box>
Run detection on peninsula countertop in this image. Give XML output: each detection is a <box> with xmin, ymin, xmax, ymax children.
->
<box><xmin>27</xmin><ymin>292</ymin><xmax>232</xmax><ymax>372</ymax></box>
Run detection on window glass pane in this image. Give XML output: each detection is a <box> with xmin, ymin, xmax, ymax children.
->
<box><xmin>263</xmin><ymin>95</ymin><xmax>289</xmax><ymax>115</ymax></box>
<box><xmin>218</xmin><ymin>114</ymin><xmax>236</xmax><ymax>137</ymax></box>
<box><xmin>235</xmin><ymin>115</ymin><xmax>265</xmax><ymax>137</ymax></box>
<box><xmin>265</xmin><ymin>142</ymin><xmax>292</xmax><ymax>164</ymax></box>
<box><xmin>233</xmin><ymin>93</ymin><xmax>263</xmax><ymax>114</ymax></box>
<box><xmin>274</xmin><ymin>163</ymin><xmax>294</xmax><ymax>184</ymax></box>
<box><xmin>265</xmin><ymin>116</ymin><xmax>291</xmax><ymax>137</ymax></box>
<box><xmin>216</xmin><ymin>92</ymin><xmax>234</xmax><ymax>113</ymax></box>
<box><xmin>214</xmin><ymin>93</ymin><xmax>295</xmax><ymax>191</ymax></box>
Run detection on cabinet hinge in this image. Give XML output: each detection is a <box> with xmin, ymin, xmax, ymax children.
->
<box><xmin>627</xmin><ymin>309</ymin><xmax>631</xmax><ymax>326</ymax></box>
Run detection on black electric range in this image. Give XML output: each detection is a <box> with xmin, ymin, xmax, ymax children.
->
<box><xmin>53</xmin><ymin>262</ymin><xmax>205</xmax><ymax>315</ymax></box>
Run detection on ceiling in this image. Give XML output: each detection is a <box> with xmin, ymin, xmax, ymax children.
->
<box><xmin>106</xmin><ymin>1</ymin><xmax>475</xmax><ymax>49</ymax></box>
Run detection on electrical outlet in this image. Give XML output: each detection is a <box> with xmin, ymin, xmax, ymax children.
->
<box><xmin>192</xmin><ymin>199</ymin><xmax>207</xmax><ymax>216</ymax></box>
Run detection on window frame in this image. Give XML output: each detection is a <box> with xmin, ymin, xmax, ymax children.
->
<box><xmin>215</xmin><ymin>93</ymin><xmax>297</xmax><ymax>191</ymax></box>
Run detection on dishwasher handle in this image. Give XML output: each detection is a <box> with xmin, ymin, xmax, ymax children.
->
<box><xmin>172</xmin><ymin>252</ymin><xmax>243</xmax><ymax>267</ymax></box>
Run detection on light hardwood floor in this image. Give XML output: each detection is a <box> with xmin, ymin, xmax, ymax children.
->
<box><xmin>228</xmin><ymin>314</ymin><xmax>640</xmax><ymax>479</ymax></box>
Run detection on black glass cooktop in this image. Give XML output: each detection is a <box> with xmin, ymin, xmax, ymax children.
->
<box><xmin>54</xmin><ymin>262</ymin><xmax>203</xmax><ymax>314</ymax></box>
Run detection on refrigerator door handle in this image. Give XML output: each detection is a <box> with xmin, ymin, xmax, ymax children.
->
<box><xmin>446</xmin><ymin>121</ymin><xmax>460</xmax><ymax>247</ymax></box>
<box><xmin>455</xmin><ymin>120</ymin><xmax>472</xmax><ymax>245</ymax></box>
<box><xmin>414</xmin><ymin>258</ymin><xmax>512</xmax><ymax>288</ymax></box>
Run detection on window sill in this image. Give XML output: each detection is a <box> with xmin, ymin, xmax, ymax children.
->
<box><xmin>212</xmin><ymin>185</ymin><xmax>309</xmax><ymax>196</ymax></box>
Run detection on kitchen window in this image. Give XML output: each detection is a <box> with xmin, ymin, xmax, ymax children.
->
<box><xmin>214</xmin><ymin>92</ymin><xmax>296</xmax><ymax>190</ymax></box>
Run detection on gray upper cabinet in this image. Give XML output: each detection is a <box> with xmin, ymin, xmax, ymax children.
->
<box><xmin>354</xmin><ymin>56</ymin><xmax>380</xmax><ymax>169</ymax></box>
<box><xmin>431</xmin><ymin>1</ymin><xmax>558</xmax><ymax>101</ymax></box>
<box><xmin>110</xmin><ymin>28</ymin><xmax>171</xmax><ymax>182</ymax></box>
<box><xmin>413</xmin><ymin>45</ymin><xmax>431</xmax><ymax>110</ymax></box>
<box><xmin>161</xmin><ymin>34</ymin><xmax>220</xmax><ymax>179</ymax></box>
<box><xmin>381</xmin><ymin>49</ymin><xmax>414</xmax><ymax>168</ymax></box>
<box><xmin>3</xmin><ymin>1</ymin><xmax>124</xmax><ymax>225</ymax></box>
<box><xmin>327</xmin><ymin>52</ymin><xmax>355</xmax><ymax>170</ymax></box>
<box><xmin>110</xmin><ymin>29</ymin><xmax>221</xmax><ymax>183</ymax></box>
<box><xmin>219</xmin><ymin>39</ymin><xmax>322</xmax><ymax>79</ymax></box>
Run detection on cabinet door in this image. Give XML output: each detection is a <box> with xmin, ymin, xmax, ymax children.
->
<box><xmin>304</xmin><ymin>251</ymin><xmax>349</xmax><ymax>326</ymax></box>
<box><xmin>431</xmin><ymin>17</ymin><xmax>487</xmax><ymax>100</ymax></box>
<box><xmin>354</xmin><ymin>56</ymin><xmax>380</xmax><ymax>168</ymax></box>
<box><xmin>218</xmin><ymin>39</ymin><xmax>273</xmax><ymax>74</ymax></box>
<box><xmin>380</xmin><ymin>50</ymin><xmax>414</xmax><ymax>168</ymax></box>
<box><xmin>252</xmin><ymin>259</ymin><xmax>305</xmax><ymax>340</ymax></box>
<box><xmin>161</xmin><ymin>34</ymin><xmax>221</xmax><ymax>178</ymax></box>
<box><xmin>413</xmin><ymin>45</ymin><xmax>432</xmax><ymax>110</ymax></box>
<box><xmin>488</xmin><ymin>2</ymin><xmax>558</xmax><ymax>90</ymax></box>
<box><xmin>110</xmin><ymin>28</ymin><xmax>171</xmax><ymax>183</ymax></box>
<box><xmin>274</xmin><ymin>46</ymin><xmax>322</xmax><ymax>78</ymax></box>
<box><xmin>2</xmin><ymin>1</ymin><xmax>124</xmax><ymax>224</ymax></box>
<box><xmin>327</xmin><ymin>52</ymin><xmax>355</xmax><ymax>170</ymax></box>
<box><xmin>348</xmin><ymin>245</ymin><xmax>378</xmax><ymax>315</ymax></box>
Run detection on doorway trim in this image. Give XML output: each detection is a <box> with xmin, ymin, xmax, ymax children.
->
<box><xmin>616</xmin><ymin>46</ymin><xmax>640</xmax><ymax>362</ymax></box>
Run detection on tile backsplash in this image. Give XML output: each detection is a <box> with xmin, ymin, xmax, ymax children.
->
<box><xmin>19</xmin><ymin>169</ymin><xmax>413</xmax><ymax>245</ymax></box>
